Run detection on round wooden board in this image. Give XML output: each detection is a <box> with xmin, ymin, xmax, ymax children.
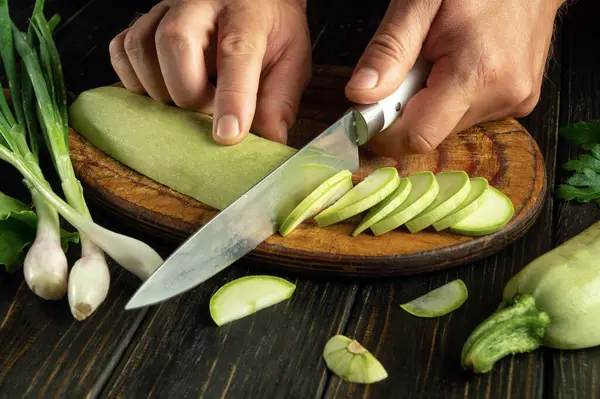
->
<box><xmin>68</xmin><ymin>66</ymin><xmax>547</xmax><ymax>277</ymax></box>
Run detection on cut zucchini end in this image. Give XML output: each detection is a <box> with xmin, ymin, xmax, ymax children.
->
<box><xmin>400</xmin><ymin>279</ymin><xmax>468</xmax><ymax>318</ymax></box>
<box><xmin>209</xmin><ymin>275</ymin><xmax>296</xmax><ymax>326</ymax></box>
<box><xmin>448</xmin><ymin>187</ymin><xmax>515</xmax><ymax>236</ymax></box>
<box><xmin>432</xmin><ymin>177</ymin><xmax>490</xmax><ymax>232</ymax></box>
<box><xmin>323</xmin><ymin>335</ymin><xmax>388</xmax><ymax>384</ymax></box>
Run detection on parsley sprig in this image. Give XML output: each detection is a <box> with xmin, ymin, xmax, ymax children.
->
<box><xmin>557</xmin><ymin>121</ymin><xmax>600</xmax><ymax>206</ymax></box>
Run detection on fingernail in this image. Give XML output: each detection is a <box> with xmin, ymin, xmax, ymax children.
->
<box><xmin>347</xmin><ymin>68</ymin><xmax>379</xmax><ymax>90</ymax></box>
<box><xmin>277</xmin><ymin>120</ymin><xmax>288</xmax><ymax>143</ymax></box>
<box><xmin>216</xmin><ymin>114</ymin><xmax>239</xmax><ymax>140</ymax></box>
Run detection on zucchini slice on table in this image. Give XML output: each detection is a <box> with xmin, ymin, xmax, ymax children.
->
<box><xmin>209</xmin><ymin>275</ymin><xmax>296</xmax><ymax>326</ymax></box>
<box><xmin>400</xmin><ymin>279</ymin><xmax>468</xmax><ymax>318</ymax></box>
<box><xmin>323</xmin><ymin>335</ymin><xmax>388</xmax><ymax>384</ymax></box>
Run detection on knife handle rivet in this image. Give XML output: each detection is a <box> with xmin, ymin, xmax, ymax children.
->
<box><xmin>395</xmin><ymin>102</ymin><xmax>402</xmax><ymax>112</ymax></box>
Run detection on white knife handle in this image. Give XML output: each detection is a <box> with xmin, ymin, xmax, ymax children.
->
<box><xmin>353</xmin><ymin>57</ymin><xmax>431</xmax><ymax>145</ymax></box>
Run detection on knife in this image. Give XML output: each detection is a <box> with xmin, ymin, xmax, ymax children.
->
<box><xmin>125</xmin><ymin>58</ymin><xmax>431</xmax><ymax>310</ymax></box>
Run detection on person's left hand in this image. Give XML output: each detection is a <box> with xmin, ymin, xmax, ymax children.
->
<box><xmin>109</xmin><ymin>0</ymin><xmax>312</xmax><ymax>146</ymax></box>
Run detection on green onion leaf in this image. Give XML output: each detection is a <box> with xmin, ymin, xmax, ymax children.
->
<box><xmin>32</xmin><ymin>12</ymin><xmax>68</xmax><ymax>138</ymax></box>
<box><xmin>11</xmin><ymin>22</ymin><xmax>67</xmax><ymax>177</ymax></box>
<box><xmin>0</xmin><ymin>0</ymin><xmax>22</xmax><ymax>126</ymax></box>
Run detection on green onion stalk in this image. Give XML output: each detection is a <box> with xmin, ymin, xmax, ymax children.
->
<box><xmin>0</xmin><ymin>0</ymin><xmax>68</xmax><ymax>300</ymax></box>
<box><xmin>0</xmin><ymin>0</ymin><xmax>164</xmax><ymax>318</ymax></box>
<box><xmin>16</xmin><ymin>3</ymin><xmax>111</xmax><ymax>320</ymax></box>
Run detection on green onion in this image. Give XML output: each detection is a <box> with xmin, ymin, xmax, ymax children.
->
<box><xmin>17</xmin><ymin>6</ymin><xmax>109</xmax><ymax>319</ymax></box>
<box><xmin>0</xmin><ymin>0</ymin><xmax>164</xmax><ymax>317</ymax></box>
<box><xmin>0</xmin><ymin>0</ymin><xmax>68</xmax><ymax>300</ymax></box>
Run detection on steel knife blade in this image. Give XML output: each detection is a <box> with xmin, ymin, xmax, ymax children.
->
<box><xmin>125</xmin><ymin>58</ymin><xmax>430</xmax><ymax>310</ymax></box>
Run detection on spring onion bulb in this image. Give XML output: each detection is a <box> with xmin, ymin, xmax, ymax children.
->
<box><xmin>23</xmin><ymin>184</ymin><xmax>68</xmax><ymax>299</ymax></box>
<box><xmin>68</xmin><ymin>236</ymin><xmax>110</xmax><ymax>320</ymax></box>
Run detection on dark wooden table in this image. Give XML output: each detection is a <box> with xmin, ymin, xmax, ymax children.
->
<box><xmin>2</xmin><ymin>0</ymin><xmax>600</xmax><ymax>398</ymax></box>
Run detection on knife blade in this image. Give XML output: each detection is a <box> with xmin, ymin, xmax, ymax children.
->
<box><xmin>125</xmin><ymin>58</ymin><xmax>431</xmax><ymax>310</ymax></box>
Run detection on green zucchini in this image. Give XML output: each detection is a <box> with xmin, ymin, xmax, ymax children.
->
<box><xmin>69</xmin><ymin>86</ymin><xmax>296</xmax><ymax>211</ymax></box>
<box><xmin>352</xmin><ymin>177</ymin><xmax>412</xmax><ymax>236</ymax></box>
<box><xmin>448</xmin><ymin>187</ymin><xmax>514</xmax><ymax>236</ymax></box>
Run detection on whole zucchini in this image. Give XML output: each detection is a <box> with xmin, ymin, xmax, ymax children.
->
<box><xmin>461</xmin><ymin>220</ymin><xmax>600</xmax><ymax>373</ymax></box>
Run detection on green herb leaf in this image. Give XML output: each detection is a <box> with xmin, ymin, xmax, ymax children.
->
<box><xmin>591</xmin><ymin>144</ymin><xmax>600</xmax><ymax>161</ymax></box>
<box><xmin>0</xmin><ymin>218</ymin><xmax>34</xmax><ymax>273</ymax></box>
<box><xmin>560</xmin><ymin>120</ymin><xmax>600</xmax><ymax>149</ymax></box>
<box><xmin>566</xmin><ymin>168</ymin><xmax>600</xmax><ymax>187</ymax></box>
<box><xmin>563</xmin><ymin>155</ymin><xmax>600</xmax><ymax>173</ymax></box>
<box><xmin>556</xmin><ymin>184</ymin><xmax>600</xmax><ymax>203</ymax></box>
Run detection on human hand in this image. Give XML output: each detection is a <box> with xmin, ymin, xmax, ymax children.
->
<box><xmin>346</xmin><ymin>0</ymin><xmax>565</xmax><ymax>157</ymax></box>
<box><xmin>109</xmin><ymin>0</ymin><xmax>311</xmax><ymax>145</ymax></box>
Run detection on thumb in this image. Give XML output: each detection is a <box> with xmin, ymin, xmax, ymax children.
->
<box><xmin>345</xmin><ymin>0</ymin><xmax>441</xmax><ymax>104</ymax></box>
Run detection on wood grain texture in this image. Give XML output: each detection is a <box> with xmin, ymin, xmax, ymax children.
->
<box><xmin>0</xmin><ymin>258</ymin><xmax>150</xmax><ymax>398</ymax></box>
<box><xmin>68</xmin><ymin>66</ymin><xmax>547</xmax><ymax>278</ymax></box>
<box><xmin>103</xmin><ymin>265</ymin><xmax>358</xmax><ymax>399</ymax></box>
<box><xmin>551</xmin><ymin>1</ymin><xmax>600</xmax><ymax>397</ymax></box>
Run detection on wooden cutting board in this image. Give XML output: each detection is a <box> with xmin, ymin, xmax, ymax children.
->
<box><xmin>68</xmin><ymin>66</ymin><xmax>547</xmax><ymax>277</ymax></box>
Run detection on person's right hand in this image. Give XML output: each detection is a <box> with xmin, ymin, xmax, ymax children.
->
<box><xmin>109</xmin><ymin>0</ymin><xmax>311</xmax><ymax>146</ymax></box>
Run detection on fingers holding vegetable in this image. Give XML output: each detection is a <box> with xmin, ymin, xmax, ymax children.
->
<box><xmin>115</xmin><ymin>3</ymin><xmax>173</xmax><ymax>103</ymax></box>
<box><xmin>344</xmin><ymin>0</ymin><xmax>439</xmax><ymax>104</ymax></box>
<box><xmin>109</xmin><ymin>0</ymin><xmax>311</xmax><ymax>146</ymax></box>
<box><xmin>109</xmin><ymin>29</ymin><xmax>145</xmax><ymax>94</ymax></box>
<box><xmin>348</xmin><ymin>0</ymin><xmax>564</xmax><ymax>158</ymax></box>
<box><xmin>251</xmin><ymin>17</ymin><xmax>312</xmax><ymax>145</ymax></box>
<box><xmin>154</xmin><ymin>1</ymin><xmax>217</xmax><ymax>114</ymax></box>
<box><xmin>211</xmin><ymin>4</ymin><xmax>269</xmax><ymax>145</ymax></box>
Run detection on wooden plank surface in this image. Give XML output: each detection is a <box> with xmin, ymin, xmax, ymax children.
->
<box><xmin>551</xmin><ymin>1</ymin><xmax>600</xmax><ymax>398</ymax></box>
<box><xmin>103</xmin><ymin>267</ymin><xmax>358</xmax><ymax>398</ymax></box>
